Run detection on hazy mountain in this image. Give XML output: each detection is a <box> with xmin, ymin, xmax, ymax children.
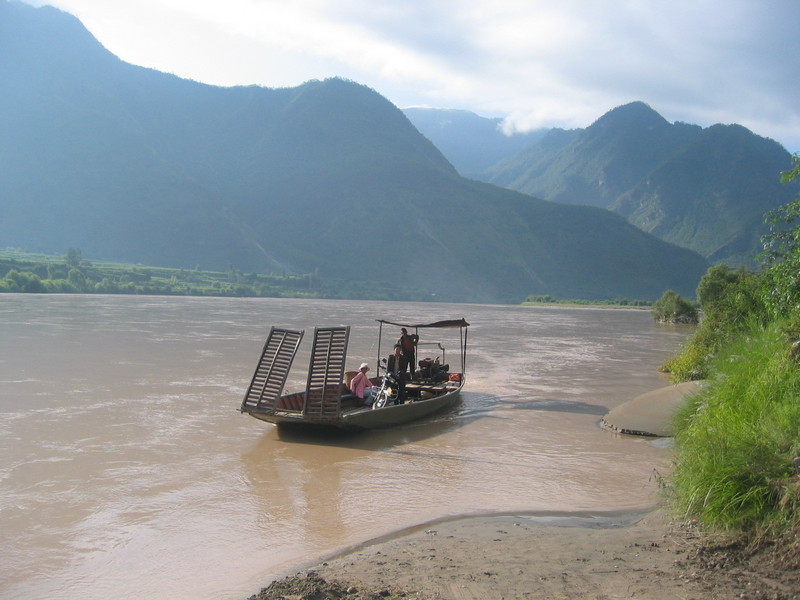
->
<box><xmin>482</xmin><ymin>102</ymin><xmax>797</xmax><ymax>267</ymax></box>
<box><xmin>0</xmin><ymin>1</ymin><xmax>709</xmax><ymax>303</ymax></box>
<box><xmin>403</xmin><ymin>107</ymin><xmax>547</xmax><ymax>176</ymax></box>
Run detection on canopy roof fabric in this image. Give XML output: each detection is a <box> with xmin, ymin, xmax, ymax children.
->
<box><xmin>376</xmin><ymin>318</ymin><xmax>469</xmax><ymax>329</ymax></box>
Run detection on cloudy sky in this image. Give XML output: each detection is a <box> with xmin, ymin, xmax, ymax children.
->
<box><xmin>23</xmin><ymin>0</ymin><xmax>800</xmax><ymax>152</ymax></box>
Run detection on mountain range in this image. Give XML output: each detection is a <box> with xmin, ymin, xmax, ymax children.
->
<box><xmin>0</xmin><ymin>1</ymin><xmax>711</xmax><ymax>303</ymax></box>
<box><xmin>406</xmin><ymin>103</ymin><xmax>797</xmax><ymax>268</ymax></box>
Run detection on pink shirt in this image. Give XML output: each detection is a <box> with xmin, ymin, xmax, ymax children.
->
<box><xmin>350</xmin><ymin>370</ymin><xmax>371</xmax><ymax>398</ymax></box>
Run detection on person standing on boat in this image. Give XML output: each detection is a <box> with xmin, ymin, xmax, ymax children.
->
<box><xmin>350</xmin><ymin>362</ymin><xmax>376</xmax><ymax>406</ymax></box>
<box><xmin>387</xmin><ymin>343</ymin><xmax>402</xmax><ymax>374</ymax></box>
<box><xmin>398</xmin><ymin>328</ymin><xmax>419</xmax><ymax>379</ymax></box>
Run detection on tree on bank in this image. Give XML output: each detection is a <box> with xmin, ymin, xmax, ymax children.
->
<box><xmin>761</xmin><ymin>154</ymin><xmax>800</xmax><ymax>317</ymax></box>
<box><xmin>65</xmin><ymin>248</ymin><xmax>82</xmax><ymax>269</ymax></box>
<box><xmin>651</xmin><ymin>290</ymin><xmax>698</xmax><ymax>324</ymax></box>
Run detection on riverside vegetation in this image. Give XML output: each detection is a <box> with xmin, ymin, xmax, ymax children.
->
<box><xmin>662</xmin><ymin>154</ymin><xmax>800</xmax><ymax>566</ymax></box>
<box><xmin>522</xmin><ymin>294</ymin><xmax>652</xmax><ymax>308</ymax></box>
<box><xmin>0</xmin><ymin>249</ymin><xmax>433</xmax><ymax>301</ymax></box>
<box><xmin>1</xmin><ymin>251</ymin><xmax>660</xmax><ymax>306</ymax></box>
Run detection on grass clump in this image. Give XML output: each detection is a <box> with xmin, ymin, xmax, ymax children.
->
<box><xmin>671</xmin><ymin>319</ymin><xmax>800</xmax><ymax>538</ymax></box>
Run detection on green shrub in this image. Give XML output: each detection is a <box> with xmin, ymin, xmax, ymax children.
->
<box><xmin>2</xmin><ymin>269</ymin><xmax>45</xmax><ymax>293</ymax></box>
<box><xmin>525</xmin><ymin>294</ymin><xmax>556</xmax><ymax>303</ymax></box>
<box><xmin>660</xmin><ymin>336</ymin><xmax>711</xmax><ymax>381</ymax></box>
<box><xmin>760</xmin><ymin>154</ymin><xmax>800</xmax><ymax>317</ymax></box>
<box><xmin>660</xmin><ymin>265</ymin><xmax>768</xmax><ymax>382</ymax></box>
<box><xmin>698</xmin><ymin>264</ymin><xmax>768</xmax><ymax>326</ymax></box>
<box><xmin>651</xmin><ymin>290</ymin><xmax>698</xmax><ymax>324</ymax></box>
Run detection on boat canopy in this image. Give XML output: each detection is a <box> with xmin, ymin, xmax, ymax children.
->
<box><xmin>375</xmin><ymin>318</ymin><xmax>469</xmax><ymax>375</ymax></box>
<box><xmin>376</xmin><ymin>318</ymin><xmax>469</xmax><ymax>329</ymax></box>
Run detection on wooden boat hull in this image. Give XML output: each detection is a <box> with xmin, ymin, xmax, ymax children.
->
<box><xmin>342</xmin><ymin>386</ymin><xmax>461</xmax><ymax>429</ymax></box>
<box><xmin>244</xmin><ymin>382</ymin><xmax>462</xmax><ymax>431</ymax></box>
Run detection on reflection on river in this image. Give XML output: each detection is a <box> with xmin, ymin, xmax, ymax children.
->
<box><xmin>0</xmin><ymin>295</ymin><xmax>690</xmax><ymax>600</ymax></box>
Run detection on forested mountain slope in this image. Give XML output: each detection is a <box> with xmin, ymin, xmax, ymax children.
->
<box><xmin>482</xmin><ymin>102</ymin><xmax>796</xmax><ymax>267</ymax></box>
<box><xmin>0</xmin><ymin>1</ymin><xmax>708</xmax><ymax>302</ymax></box>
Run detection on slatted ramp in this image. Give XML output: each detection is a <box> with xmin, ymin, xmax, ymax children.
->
<box><xmin>241</xmin><ymin>327</ymin><xmax>304</xmax><ymax>412</ymax></box>
<box><xmin>304</xmin><ymin>326</ymin><xmax>350</xmax><ymax>420</ymax></box>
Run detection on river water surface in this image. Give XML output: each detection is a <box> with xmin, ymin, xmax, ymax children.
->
<box><xmin>0</xmin><ymin>295</ymin><xmax>691</xmax><ymax>599</ymax></box>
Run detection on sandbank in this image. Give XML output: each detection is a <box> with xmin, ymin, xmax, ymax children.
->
<box><xmin>249</xmin><ymin>508</ymin><xmax>798</xmax><ymax>599</ymax></box>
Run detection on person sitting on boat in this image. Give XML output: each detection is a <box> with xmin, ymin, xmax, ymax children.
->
<box><xmin>350</xmin><ymin>362</ymin><xmax>376</xmax><ymax>406</ymax></box>
<box><xmin>398</xmin><ymin>328</ymin><xmax>419</xmax><ymax>379</ymax></box>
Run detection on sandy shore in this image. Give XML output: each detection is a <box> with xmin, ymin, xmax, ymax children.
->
<box><xmin>248</xmin><ymin>509</ymin><xmax>799</xmax><ymax>600</ymax></box>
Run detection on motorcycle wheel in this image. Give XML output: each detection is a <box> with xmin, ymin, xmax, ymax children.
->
<box><xmin>373</xmin><ymin>389</ymin><xmax>389</xmax><ymax>409</ymax></box>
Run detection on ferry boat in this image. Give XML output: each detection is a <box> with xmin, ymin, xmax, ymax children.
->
<box><xmin>240</xmin><ymin>318</ymin><xmax>469</xmax><ymax>430</ymax></box>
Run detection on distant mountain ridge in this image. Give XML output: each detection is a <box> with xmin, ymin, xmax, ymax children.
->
<box><xmin>0</xmin><ymin>1</ymin><xmax>708</xmax><ymax>303</ymax></box>
<box><xmin>479</xmin><ymin>102</ymin><xmax>797</xmax><ymax>267</ymax></box>
<box><xmin>403</xmin><ymin>107</ymin><xmax>547</xmax><ymax>176</ymax></box>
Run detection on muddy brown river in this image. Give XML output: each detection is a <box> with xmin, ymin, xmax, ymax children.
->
<box><xmin>0</xmin><ymin>295</ymin><xmax>690</xmax><ymax>599</ymax></box>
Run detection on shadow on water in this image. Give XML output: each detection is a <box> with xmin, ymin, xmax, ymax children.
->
<box><xmin>241</xmin><ymin>391</ymin><xmax>536</xmax><ymax>471</ymax></box>
<box><xmin>241</xmin><ymin>386</ymin><xmax>611</xmax><ymax>472</ymax></box>
<box><xmin>262</xmin><ymin>392</ymin><xmax>608</xmax><ymax>452</ymax></box>
<box><xmin>241</xmin><ymin>392</ymin><xmax>538</xmax><ymax>495</ymax></box>
<box><xmin>238</xmin><ymin>388</ymin><xmax>615</xmax><ymax>514</ymax></box>
<box><xmin>241</xmin><ymin>389</ymin><xmax>609</xmax><ymax>475</ymax></box>
<box><xmin>237</xmin><ymin>394</ymin><xmax>522</xmax><ymax>554</ymax></box>
<box><xmin>494</xmin><ymin>398</ymin><xmax>609</xmax><ymax>416</ymax></box>
<box><xmin>455</xmin><ymin>393</ymin><xmax>609</xmax><ymax>420</ymax></box>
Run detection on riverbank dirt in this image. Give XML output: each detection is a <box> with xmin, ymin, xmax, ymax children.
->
<box><xmin>248</xmin><ymin>510</ymin><xmax>799</xmax><ymax>600</ymax></box>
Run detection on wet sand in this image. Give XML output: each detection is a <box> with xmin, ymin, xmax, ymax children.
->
<box><xmin>250</xmin><ymin>509</ymin><xmax>799</xmax><ymax>600</ymax></box>
<box><xmin>602</xmin><ymin>381</ymin><xmax>705</xmax><ymax>437</ymax></box>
